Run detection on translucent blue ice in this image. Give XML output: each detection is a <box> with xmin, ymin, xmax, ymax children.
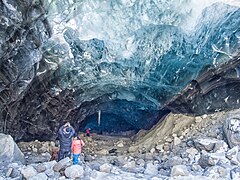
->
<box><xmin>42</xmin><ymin>1</ymin><xmax>240</xmax><ymax>131</ymax></box>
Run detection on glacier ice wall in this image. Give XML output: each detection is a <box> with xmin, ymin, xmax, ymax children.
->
<box><xmin>40</xmin><ymin>0</ymin><xmax>240</xmax><ymax>133</ymax></box>
<box><xmin>46</xmin><ymin>0</ymin><xmax>240</xmax><ymax>99</ymax></box>
<box><xmin>0</xmin><ymin>0</ymin><xmax>240</xmax><ymax>140</ymax></box>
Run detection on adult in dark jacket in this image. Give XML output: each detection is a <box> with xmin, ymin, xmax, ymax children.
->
<box><xmin>58</xmin><ymin>122</ymin><xmax>76</xmax><ymax>161</ymax></box>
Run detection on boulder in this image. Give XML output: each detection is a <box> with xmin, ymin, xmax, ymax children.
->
<box><xmin>7</xmin><ymin>163</ymin><xmax>22</xmax><ymax>178</ymax></box>
<box><xmin>204</xmin><ymin>166</ymin><xmax>230</xmax><ymax>179</ymax></box>
<box><xmin>111</xmin><ymin>166</ymin><xmax>121</xmax><ymax>175</ymax></box>
<box><xmin>136</xmin><ymin>158</ymin><xmax>145</xmax><ymax>167</ymax></box>
<box><xmin>163</xmin><ymin>156</ymin><xmax>183</xmax><ymax>169</ymax></box>
<box><xmin>29</xmin><ymin>173</ymin><xmax>48</xmax><ymax>180</ymax></box>
<box><xmin>97</xmin><ymin>149</ymin><xmax>109</xmax><ymax>155</ymax></box>
<box><xmin>194</xmin><ymin>138</ymin><xmax>221</xmax><ymax>152</ymax></box>
<box><xmin>223</xmin><ymin>116</ymin><xmax>240</xmax><ymax>148</ymax></box>
<box><xmin>99</xmin><ymin>163</ymin><xmax>112</xmax><ymax>173</ymax></box>
<box><xmin>53</xmin><ymin>157</ymin><xmax>71</xmax><ymax>172</ymax></box>
<box><xmin>89</xmin><ymin>161</ymin><xmax>101</xmax><ymax>171</ymax></box>
<box><xmin>0</xmin><ymin>133</ymin><xmax>25</xmax><ymax>164</ymax></box>
<box><xmin>116</xmin><ymin>141</ymin><xmax>124</xmax><ymax>147</ymax></box>
<box><xmin>44</xmin><ymin>169</ymin><xmax>55</xmax><ymax>178</ymax></box>
<box><xmin>198</xmin><ymin>154</ymin><xmax>215</xmax><ymax>169</ymax></box>
<box><xmin>170</xmin><ymin>165</ymin><xmax>190</xmax><ymax>177</ymax></box>
<box><xmin>64</xmin><ymin>165</ymin><xmax>84</xmax><ymax>179</ymax></box>
<box><xmin>35</xmin><ymin>164</ymin><xmax>46</xmax><ymax>173</ymax></box>
<box><xmin>144</xmin><ymin>162</ymin><xmax>158</xmax><ymax>176</ymax></box>
<box><xmin>43</xmin><ymin>160</ymin><xmax>57</xmax><ymax>169</ymax></box>
<box><xmin>230</xmin><ymin>167</ymin><xmax>240</xmax><ymax>179</ymax></box>
<box><xmin>173</xmin><ymin>136</ymin><xmax>181</xmax><ymax>146</ymax></box>
<box><xmin>20</xmin><ymin>165</ymin><xmax>38</xmax><ymax>179</ymax></box>
<box><xmin>186</xmin><ymin>147</ymin><xmax>199</xmax><ymax>158</ymax></box>
<box><xmin>123</xmin><ymin>161</ymin><xmax>136</xmax><ymax>170</ymax></box>
<box><xmin>5</xmin><ymin>167</ymin><xmax>13</xmax><ymax>177</ymax></box>
<box><xmin>226</xmin><ymin>146</ymin><xmax>240</xmax><ymax>164</ymax></box>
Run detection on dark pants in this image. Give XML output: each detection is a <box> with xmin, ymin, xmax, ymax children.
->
<box><xmin>58</xmin><ymin>148</ymin><xmax>71</xmax><ymax>161</ymax></box>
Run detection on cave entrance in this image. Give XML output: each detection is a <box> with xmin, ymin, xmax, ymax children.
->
<box><xmin>79</xmin><ymin>112</ymin><xmax>139</xmax><ymax>137</ymax></box>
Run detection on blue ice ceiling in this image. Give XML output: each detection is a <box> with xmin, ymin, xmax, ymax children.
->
<box><xmin>42</xmin><ymin>0</ymin><xmax>240</xmax><ymax>133</ymax></box>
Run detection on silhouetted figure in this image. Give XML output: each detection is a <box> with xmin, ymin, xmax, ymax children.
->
<box><xmin>58</xmin><ymin>122</ymin><xmax>76</xmax><ymax>161</ymax></box>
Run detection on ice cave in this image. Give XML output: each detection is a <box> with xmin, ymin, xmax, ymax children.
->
<box><xmin>0</xmin><ymin>0</ymin><xmax>240</xmax><ymax>141</ymax></box>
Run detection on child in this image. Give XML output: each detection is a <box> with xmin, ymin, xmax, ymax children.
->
<box><xmin>50</xmin><ymin>140</ymin><xmax>59</xmax><ymax>161</ymax></box>
<box><xmin>71</xmin><ymin>136</ymin><xmax>85</xmax><ymax>165</ymax></box>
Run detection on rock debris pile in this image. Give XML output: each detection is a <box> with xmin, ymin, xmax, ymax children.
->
<box><xmin>1</xmin><ymin>109</ymin><xmax>240</xmax><ymax>179</ymax></box>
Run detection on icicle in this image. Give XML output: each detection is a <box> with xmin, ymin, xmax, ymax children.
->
<box><xmin>98</xmin><ymin>110</ymin><xmax>101</xmax><ymax>126</ymax></box>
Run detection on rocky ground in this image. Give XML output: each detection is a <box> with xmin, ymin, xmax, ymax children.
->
<box><xmin>1</xmin><ymin>108</ymin><xmax>240</xmax><ymax>179</ymax></box>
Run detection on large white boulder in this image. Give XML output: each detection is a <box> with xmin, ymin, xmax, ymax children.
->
<box><xmin>64</xmin><ymin>165</ymin><xmax>84</xmax><ymax>179</ymax></box>
<box><xmin>0</xmin><ymin>133</ymin><xmax>25</xmax><ymax>164</ymax></box>
<box><xmin>20</xmin><ymin>165</ymin><xmax>38</xmax><ymax>179</ymax></box>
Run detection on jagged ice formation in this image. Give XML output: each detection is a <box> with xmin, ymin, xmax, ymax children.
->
<box><xmin>0</xmin><ymin>0</ymin><xmax>239</xmax><ymax>141</ymax></box>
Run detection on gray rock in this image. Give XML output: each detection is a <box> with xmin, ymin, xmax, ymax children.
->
<box><xmin>89</xmin><ymin>161</ymin><xmax>101</xmax><ymax>171</ymax></box>
<box><xmin>44</xmin><ymin>169</ymin><xmax>55</xmax><ymax>178</ymax></box>
<box><xmin>25</xmin><ymin>152</ymin><xmax>51</xmax><ymax>164</ymax></box>
<box><xmin>122</xmin><ymin>161</ymin><xmax>136</xmax><ymax>172</ymax></box>
<box><xmin>159</xmin><ymin>168</ymin><xmax>170</xmax><ymax>176</ymax></box>
<box><xmin>20</xmin><ymin>165</ymin><xmax>38</xmax><ymax>179</ymax></box>
<box><xmin>0</xmin><ymin>133</ymin><xmax>25</xmax><ymax>164</ymax></box>
<box><xmin>35</xmin><ymin>164</ymin><xmax>46</xmax><ymax>173</ymax></box>
<box><xmin>163</xmin><ymin>156</ymin><xmax>183</xmax><ymax>169</ymax></box>
<box><xmin>213</xmin><ymin>140</ymin><xmax>228</xmax><ymax>153</ymax></box>
<box><xmin>110</xmin><ymin>166</ymin><xmax>121</xmax><ymax>175</ymax></box>
<box><xmin>223</xmin><ymin>115</ymin><xmax>240</xmax><ymax>148</ymax></box>
<box><xmin>8</xmin><ymin>166</ymin><xmax>22</xmax><ymax>178</ymax></box>
<box><xmin>97</xmin><ymin>149</ymin><xmax>109</xmax><ymax>155</ymax></box>
<box><xmin>99</xmin><ymin>163</ymin><xmax>112</xmax><ymax>173</ymax></box>
<box><xmin>173</xmin><ymin>136</ymin><xmax>181</xmax><ymax>146</ymax></box>
<box><xmin>204</xmin><ymin>166</ymin><xmax>230</xmax><ymax>179</ymax></box>
<box><xmin>89</xmin><ymin>170</ymin><xmax>107</xmax><ymax>179</ymax></box>
<box><xmin>5</xmin><ymin>167</ymin><xmax>13</xmax><ymax>177</ymax></box>
<box><xmin>155</xmin><ymin>144</ymin><xmax>163</xmax><ymax>151</ymax></box>
<box><xmin>43</xmin><ymin>160</ymin><xmax>57</xmax><ymax>169</ymax></box>
<box><xmin>29</xmin><ymin>173</ymin><xmax>48</xmax><ymax>180</ymax></box>
<box><xmin>194</xmin><ymin>138</ymin><xmax>225</xmax><ymax>152</ymax></box>
<box><xmin>198</xmin><ymin>154</ymin><xmax>215</xmax><ymax>169</ymax></box>
<box><xmin>170</xmin><ymin>165</ymin><xmax>189</xmax><ymax>176</ymax></box>
<box><xmin>144</xmin><ymin>153</ymin><xmax>154</xmax><ymax>161</ymax></box>
<box><xmin>226</xmin><ymin>146</ymin><xmax>240</xmax><ymax>165</ymax></box>
<box><xmin>186</xmin><ymin>147</ymin><xmax>198</xmax><ymax>157</ymax></box>
<box><xmin>136</xmin><ymin>158</ymin><xmax>145</xmax><ymax>167</ymax></box>
<box><xmin>53</xmin><ymin>157</ymin><xmax>71</xmax><ymax>172</ymax></box>
<box><xmin>59</xmin><ymin>176</ymin><xmax>67</xmax><ymax>180</ymax></box>
<box><xmin>64</xmin><ymin>165</ymin><xmax>84</xmax><ymax>179</ymax></box>
<box><xmin>144</xmin><ymin>162</ymin><xmax>159</xmax><ymax>176</ymax></box>
<box><xmin>191</xmin><ymin>164</ymin><xmax>203</xmax><ymax>173</ymax></box>
<box><xmin>84</xmin><ymin>154</ymin><xmax>93</xmax><ymax>162</ymax></box>
<box><xmin>110</xmin><ymin>158</ymin><xmax>121</xmax><ymax>166</ymax></box>
<box><xmin>230</xmin><ymin>167</ymin><xmax>240</xmax><ymax>179</ymax></box>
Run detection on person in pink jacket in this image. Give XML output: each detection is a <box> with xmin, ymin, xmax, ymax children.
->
<box><xmin>86</xmin><ymin>128</ymin><xmax>91</xmax><ymax>137</ymax></box>
<box><xmin>71</xmin><ymin>136</ymin><xmax>85</xmax><ymax>165</ymax></box>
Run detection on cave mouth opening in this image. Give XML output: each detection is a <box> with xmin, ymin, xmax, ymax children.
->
<box><xmin>79</xmin><ymin>112</ymin><xmax>140</xmax><ymax>137</ymax></box>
